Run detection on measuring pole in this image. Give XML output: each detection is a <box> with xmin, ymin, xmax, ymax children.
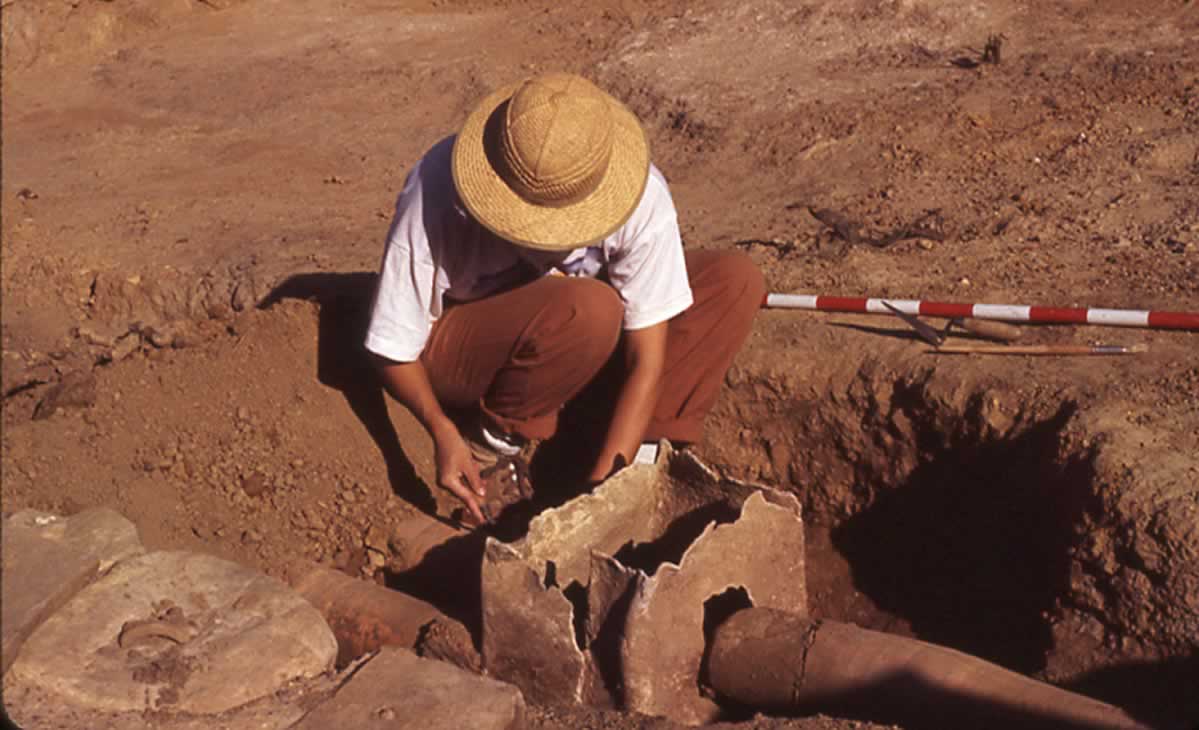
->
<box><xmin>763</xmin><ymin>294</ymin><xmax>1199</xmax><ymax>331</ymax></box>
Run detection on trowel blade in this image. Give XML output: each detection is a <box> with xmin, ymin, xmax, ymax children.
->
<box><xmin>881</xmin><ymin>301</ymin><xmax>944</xmax><ymax>346</ymax></box>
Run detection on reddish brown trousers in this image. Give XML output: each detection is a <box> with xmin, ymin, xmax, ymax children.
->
<box><xmin>420</xmin><ymin>250</ymin><xmax>765</xmax><ymax>445</ymax></box>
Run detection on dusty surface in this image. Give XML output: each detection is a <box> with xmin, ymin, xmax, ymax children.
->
<box><xmin>3</xmin><ymin>549</ymin><xmax>337</xmax><ymax>720</ymax></box>
<box><xmin>2</xmin><ymin>1</ymin><xmax>1197</xmax><ymax>728</ymax></box>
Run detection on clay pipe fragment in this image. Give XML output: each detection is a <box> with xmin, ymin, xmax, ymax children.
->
<box><xmin>289</xmin><ymin>562</ymin><xmax>457</xmax><ymax>667</ymax></box>
<box><xmin>707</xmin><ymin>608</ymin><xmax>1151</xmax><ymax>730</ymax></box>
<box><xmin>387</xmin><ymin>512</ymin><xmax>469</xmax><ymax>573</ymax></box>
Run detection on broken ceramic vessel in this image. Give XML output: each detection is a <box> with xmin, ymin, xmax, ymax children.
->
<box><xmin>480</xmin><ymin>446</ymin><xmax>807</xmax><ymax>725</ymax></box>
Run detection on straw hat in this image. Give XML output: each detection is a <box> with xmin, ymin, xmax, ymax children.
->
<box><xmin>452</xmin><ymin>72</ymin><xmax>650</xmax><ymax>251</ymax></box>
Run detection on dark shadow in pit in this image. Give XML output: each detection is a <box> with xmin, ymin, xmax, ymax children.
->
<box><xmin>261</xmin><ymin>272</ymin><xmax>436</xmax><ymax>515</ymax></box>
<box><xmin>528</xmin><ymin>343</ymin><xmax>625</xmax><ymax>491</ymax></box>
<box><xmin>699</xmin><ymin>590</ymin><xmax>755</xmax><ymax>721</ymax></box>
<box><xmin>1064</xmin><ymin>653</ymin><xmax>1199</xmax><ymax>729</ymax></box>
<box><xmin>613</xmin><ymin>500</ymin><xmax>741</xmax><ymax>576</ymax></box>
<box><xmin>385</xmin><ymin>529</ymin><xmax>488</xmax><ymax>642</ymax></box>
<box><xmin>526</xmin><ymin>338</ymin><xmax>690</xmax><ymax>509</ymax></box>
<box><xmin>831</xmin><ymin>400</ymin><xmax>1088</xmax><ymax>675</ymax></box>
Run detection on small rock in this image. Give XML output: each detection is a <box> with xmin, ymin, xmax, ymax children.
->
<box><xmin>109</xmin><ymin>334</ymin><xmax>140</xmax><ymax>361</ymax></box>
<box><xmin>231</xmin><ymin>283</ymin><xmax>255</xmax><ymax>313</ymax></box>
<box><xmin>333</xmin><ymin>550</ymin><xmax>351</xmax><ymax>571</ymax></box>
<box><xmin>241</xmin><ymin>472</ymin><xmax>270</xmax><ymax>498</ymax></box>
<box><xmin>416</xmin><ymin>617</ymin><xmax>483</xmax><ymax>673</ymax></box>
<box><xmin>75</xmin><ymin>324</ymin><xmax>121</xmax><ymax>348</ymax></box>
<box><xmin>33</xmin><ymin>371</ymin><xmax>98</xmax><ymax>421</ymax></box>
<box><xmin>145</xmin><ymin>326</ymin><xmax>175</xmax><ymax>349</ymax></box>
<box><xmin>364</xmin><ymin>524</ymin><xmax>389</xmax><ymax>553</ymax></box>
<box><xmin>306</xmin><ymin>511</ymin><xmax>326</xmax><ymax>531</ymax></box>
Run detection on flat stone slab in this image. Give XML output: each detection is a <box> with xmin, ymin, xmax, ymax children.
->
<box><xmin>294</xmin><ymin>647</ymin><xmax>525</xmax><ymax>730</ymax></box>
<box><xmin>4</xmin><ymin>550</ymin><xmax>338</xmax><ymax>725</ymax></box>
<box><xmin>0</xmin><ymin>676</ymin><xmax>332</xmax><ymax>730</ymax></box>
<box><xmin>2</xmin><ymin>509</ymin><xmax>145</xmax><ymax>675</ymax></box>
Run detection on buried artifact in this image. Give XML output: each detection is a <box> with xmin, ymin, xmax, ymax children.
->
<box><xmin>708</xmin><ymin>608</ymin><xmax>1149</xmax><ymax>730</ymax></box>
<box><xmin>481</xmin><ymin>446</ymin><xmax>807</xmax><ymax>724</ymax></box>
<box><xmin>477</xmin><ymin>447</ymin><xmax>1152</xmax><ymax>727</ymax></box>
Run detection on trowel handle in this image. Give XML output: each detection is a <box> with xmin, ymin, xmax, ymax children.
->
<box><xmin>955</xmin><ymin>318</ymin><xmax>1023</xmax><ymax>342</ymax></box>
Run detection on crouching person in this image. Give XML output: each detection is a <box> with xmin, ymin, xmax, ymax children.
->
<box><xmin>365</xmin><ymin>72</ymin><xmax>764</xmax><ymax>526</ymax></box>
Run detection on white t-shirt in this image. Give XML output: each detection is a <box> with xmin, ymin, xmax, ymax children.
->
<box><xmin>364</xmin><ymin>136</ymin><xmax>694</xmax><ymax>362</ymax></box>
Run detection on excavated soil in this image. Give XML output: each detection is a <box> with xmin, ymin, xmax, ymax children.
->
<box><xmin>3</xmin><ymin>1</ymin><xmax>1197</xmax><ymax>728</ymax></box>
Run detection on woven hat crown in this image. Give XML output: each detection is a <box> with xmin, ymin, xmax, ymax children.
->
<box><xmin>452</xmin><ymin>71</ymin><xmax>649</xmax><ymax>250</ymax></box>
<box><xmin>493</xmin><ymin>73</ymin><xmax>614</xmax><ymax>208</ymax></box>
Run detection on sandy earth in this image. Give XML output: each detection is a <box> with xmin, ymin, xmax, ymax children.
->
<box><xmin>2</xmin><ymin>1</ymin><xmax>1197</xmax><ymax>728</ymax></box>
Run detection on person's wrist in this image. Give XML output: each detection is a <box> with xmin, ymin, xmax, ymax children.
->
<box><xmin>429</xmin><ymin>417</ymin><xmax>459</xmax><ymax>444</ymax></box>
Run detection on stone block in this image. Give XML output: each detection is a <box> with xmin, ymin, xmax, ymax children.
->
<box><xmin>2</xmin><ymin>509</ymin><xmax>145</xmax><ymax>675</ymax></box>
<box><xmin>294</xmin><ymin>647</ymin><xmax>524</xmax><ymax>730</ymax></box>
<box><xmin>3</xmin><ymin>550</ymin><xmax>338</xmax><ymax>727</ymax></box>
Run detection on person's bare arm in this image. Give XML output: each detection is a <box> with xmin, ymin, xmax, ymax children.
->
<box><xmin>586</xmin><ymin>322</ymin><xmax>668</xmax><ymax>484</ymax></box>
<box><xmin>371</xmin><ymin>355</ymin><xmax>487</xmax><ymax>524</ymax></box>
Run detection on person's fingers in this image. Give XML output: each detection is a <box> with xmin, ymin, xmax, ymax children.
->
<box><xmin>463</xmin><ymin>461</ymin><xmax>486</xmax><ymax>498</ymax></box>
<box><xmin>460</xmin><ymin>492</ymin><xmax>486</xmax><ymax>525</ymax></box>
<box><xmin>446</xmin><ymin>474</ymin><xmax>487</xmax><ymax>525</ymax></box>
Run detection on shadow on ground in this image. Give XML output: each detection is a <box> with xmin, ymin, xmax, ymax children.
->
<box><xmin>1064</xmin><ymin>653</ymin><xmax>1199</xmax><ymax>729</ymax></box>
<box><xmin>262</xmin><ymin>271</ymin><xmax>436</xmax><ymax>515</ymax></box>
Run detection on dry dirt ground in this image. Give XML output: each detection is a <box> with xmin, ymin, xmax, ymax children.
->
<box><xmin>2</xmin><ymin>1</ymin><xmax>1197</xmax><ymax>728</ymax></box>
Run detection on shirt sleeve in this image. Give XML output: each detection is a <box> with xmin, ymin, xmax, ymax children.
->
<box><xmin>606</xmin><ymin>170</ymin><xmax>694</xmax><ymax>330</ymax></box>
<box><xmin>363</xmin><ymin>168</ymin><xmax>439</xmax><ymax>362</ymax></box>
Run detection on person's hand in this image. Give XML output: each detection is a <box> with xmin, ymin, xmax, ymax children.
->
<box><xmin>431</xmin><ymin>423</ymin><xmax>487</xmax><ymax>525</ymax></box>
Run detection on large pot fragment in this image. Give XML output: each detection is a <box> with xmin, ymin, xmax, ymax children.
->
<box><xmin>481</xmin><ymin>447</ymin><xmax>806</xmax><ymax>725</ymax></box>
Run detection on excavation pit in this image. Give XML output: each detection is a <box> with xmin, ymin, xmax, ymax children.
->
<box><xmin>828</xmin><ymin>403</ymin><xmax>1086</xmax><ymax>672</ymax></box>
<box><xmin>737</xmin><ymin>377</ymin><xmax>1098</xmax><ymax>674</ymax></box>
<box><xmin>717</xmin><ymin>363</ymin><xmax>1199</xmax><ymax>726</ymax></box>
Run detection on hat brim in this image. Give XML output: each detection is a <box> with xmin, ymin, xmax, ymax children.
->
<box><xmin>452</xmin><ymin>80</ymin><xmax>650</xmax><ymax>251</ymax></box>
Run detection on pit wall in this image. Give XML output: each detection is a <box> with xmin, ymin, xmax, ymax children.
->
<box><xmin>707</xmin><ymin>355</ymin><xmax>1199</xmax><ymax>723</ymax></box>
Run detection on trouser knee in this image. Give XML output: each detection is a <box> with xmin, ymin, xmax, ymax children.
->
<box><xmin>542</xmin><ymin>277</ymin><xmax>623</xmax><ymax>367</ymax></box>
<box><xmin>716</xmin><ymin>250</ymin><xmax>766</xmax><ymax>310</ymax></box>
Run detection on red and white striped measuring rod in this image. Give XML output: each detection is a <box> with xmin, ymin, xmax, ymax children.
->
<box><xmin>763</xmin><ymin>294</ymin><xmax>1199</xmax><ymax>331</ymax></box>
